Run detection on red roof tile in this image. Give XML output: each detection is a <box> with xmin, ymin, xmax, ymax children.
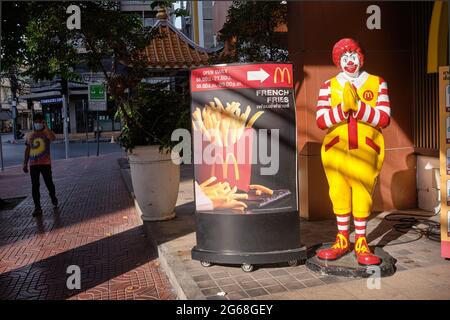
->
<box><xmin>143</xmin><ymin>18</ymin><xmax>213</xmax><ymax>69</ymax></box>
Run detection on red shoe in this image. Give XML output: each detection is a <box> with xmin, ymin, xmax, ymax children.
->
<box><xmin>354</xmin><ymin>236</ymin><xmax>381</xmax><ymax>265</ymax></box>
<box><xmin>317</xmin><ymin>233</ymin><xmax>350</xmax><ymax>261</ymax></box>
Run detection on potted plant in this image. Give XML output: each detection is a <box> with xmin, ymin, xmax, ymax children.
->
<box><xmin>117</xmin><ymin>82</ymin><xmax>189</xmax><ymax>221</ymax></box>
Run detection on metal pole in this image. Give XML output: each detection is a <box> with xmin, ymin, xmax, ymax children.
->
<box><xmin>96</xmin><ymin>111</ymin><xmax>100</xmax><ymax>156</ymax></box>
<box><xmin>11</xmin><ymin>99</ymin><xmax>17</xmax><ymax>140</ymax></box>
<box><xmin>83</xmin><ymin>99</ymin><xmax>89</xmax><ymax>157</ymax></box>
<box><xmin>0</xmin><ymin>132</ymin><xmax>4</xmax><ymax>171</ymax></box>
<box><xmin>62</xmin><ymin>80</ymin><xmax>69</xmax><ymax>159</ymax></box>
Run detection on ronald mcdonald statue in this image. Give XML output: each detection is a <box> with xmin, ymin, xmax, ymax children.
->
<box><xmin>316</xmin><ymin>38</ymin><xmax>391</xmax><ymax>266</ymax></box>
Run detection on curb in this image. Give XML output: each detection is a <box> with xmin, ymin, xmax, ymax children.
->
<box><xmin>119</xmin><ymin>168</ymin><xmax>134</xmax><ymax>199</ymax></box>
<box><xmin>157</xmin><ymin>242</ymin><xmax>205</xmax><ymax>300</ymax></box>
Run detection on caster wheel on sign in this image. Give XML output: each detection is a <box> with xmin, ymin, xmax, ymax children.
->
<box><xmin>288</xmin><ymin>260</ymin><xmax>298</xmax><ymax>267</ymax></box>
<box><xmin>201</xmin><ymin>261</ymin><xmax>212</xmax><ymax>267</ymax></box>
<box><xmin>241</xmin><ymin>263</ymin><xmax>254</xmax><ymax>273</ymax></box>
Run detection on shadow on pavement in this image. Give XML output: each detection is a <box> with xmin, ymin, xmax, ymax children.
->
<box><xmin>0</xmin><ymin>225</ymin><xmax>157</xmax><ymax>300</ymax></box>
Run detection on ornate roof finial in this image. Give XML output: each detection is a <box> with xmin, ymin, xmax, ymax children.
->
<box><xmin>156</xmin><ymin>7</ymin><xmax>168</xmax><ymax>20</ymax></box>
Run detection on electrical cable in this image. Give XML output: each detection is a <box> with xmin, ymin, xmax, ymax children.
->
<box><xmin>383</xmin><ymin>210</ymin><xmax>441</xmax><ymax>243</ymax></box>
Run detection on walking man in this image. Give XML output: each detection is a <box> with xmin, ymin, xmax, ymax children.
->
<box><xmin>23</xmin><ymin>114</ymin><xmax>58</xmax><ymax>216</ymax></box>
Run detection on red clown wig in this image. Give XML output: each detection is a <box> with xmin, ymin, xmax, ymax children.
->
<box><xmin>332</xmin><ymin>38</ymin><xmax>365</xmax><ymax>68</ymax></box>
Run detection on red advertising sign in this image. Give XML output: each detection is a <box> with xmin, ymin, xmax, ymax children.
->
<box><xmin>191</xmin><ymin>63</ymin><xmax>298</xmax><ymax>215</ymax></box>
<box><xmin>191</xmin><ymin>63</ymin><xmax>293</xmax><ymax>92</ymax></box>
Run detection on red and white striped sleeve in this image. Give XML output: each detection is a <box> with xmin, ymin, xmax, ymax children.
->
<box><xmin>354</xmin><ymin>78</ymin><xmax>391</xmax><ymax>129</ymax></box>
<box><xmin>316</xmin><ymin>80</ymin><xmax>348</xmax><ymax>130</ymax></box>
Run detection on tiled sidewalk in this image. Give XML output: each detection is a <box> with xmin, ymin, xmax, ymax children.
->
<box><xmin>141</xmin><ymin>165</ymin><xmax>450</xmax><ymax>300</ymax></box>
<box><xmin>0</xmin><ymin>153</ymin><xmax>176</xmax><ymax>300</ymax></box>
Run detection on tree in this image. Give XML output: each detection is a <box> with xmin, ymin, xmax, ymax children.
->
<box><xmin>22</xmin><ymin>2</ymin><xmax>153</xmax><ymax>128</ymax></box>
<box><xmin>22</xmin><ymin>1</ymin><xmax>188</xmax><ymax>147</ymax></box>
<box><xmin>1</xmin><ymin>1</ymin><xmax>28</xmax><ymax>87</ymax></box>
<box><xmin>1</xmin><ymin>1</ymin><xmax>31</xmax><ymax>138</ymax></box>
<box><xmin>218</xmin><ymin>1</ymin><xmax>288</xmax><ymax>62</ymax></box>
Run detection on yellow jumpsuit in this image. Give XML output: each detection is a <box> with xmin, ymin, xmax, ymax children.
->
<box><xmin>321</xmin><ymin>75</ymin><xmax>385</xmax><ymax>218</ymax></box>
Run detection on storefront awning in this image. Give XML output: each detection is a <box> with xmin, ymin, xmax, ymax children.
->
<box><xmin>69</xmin><ymin>89</ymin><xmax>88</xmax><ymax>95</ymax></box>
<box><xmin>20</xmin><ymin>91</ymin><xmax>61</xmax><ymax>100</ymax></box>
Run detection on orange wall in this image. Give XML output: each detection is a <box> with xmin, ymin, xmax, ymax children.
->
<box><xmin>288</xmin><ymin>1</ymin><xmax>417</xmax><ymax>219</ymax></box>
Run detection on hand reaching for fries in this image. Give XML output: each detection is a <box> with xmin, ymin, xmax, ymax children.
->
<box><xmin>199</xmin><ymin>176</ymin><xmax>248</xmax><ymax>212</ymax></box>
<box><xmin>192</xmin><ymin>97</ymin><xmax>264</xmax><ymax>147</ymax></box>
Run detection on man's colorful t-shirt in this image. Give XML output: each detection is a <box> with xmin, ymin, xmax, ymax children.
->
<box><xmin>26</xmin><ymin>131</ymin><xmax>52</xmax><ymax>166</ymax></box>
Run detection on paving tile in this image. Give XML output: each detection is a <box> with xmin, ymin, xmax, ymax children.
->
<box><xmin>234</xmin><ymin>275</ymin><xmax>254</xmax><ymax>283</ymax></box>
<box><xmin>196</xmin><ymin>280</ymin><xmax>217</xmax><ymax>289</ymax></box>
<box><xmin>245</xmin><ymin>287</ymin><xmax>269</xmax><ymax>298</ymax></box>
<box><xmin>319</xmin><ymin>276</ymin><xmax>345</xmax><ymax>284</ymax></box>
<box><xmin>276</xmin><ymin>275</ymin><xmax>298</xmax><ymax>285</ymax></box>
<box><xmin>294</xmin><ymin>272</ymin><xmax>317</xmax><ymax>281</ymax></box>
<box><xmin>227</xmin><ymin>267</ymin><xmax>245</xmax><ymax>275</ymax></box>
<box><xmin>201</xmin><ymin>287</ymin><xmax>221</xmax><ymax>296</ymax></box>
<box><xmin>210</xmin><ymin>271</ymin><xmax>229</xmax><ymax>280</ymax></box>
<box><xmin>215</xmin><ymin>278</ymin><xmax>236</xmax><ymax>286</ymax></box>
<box><xmin>189</xmin><ymin>269</ymin><xmax>207</xmax><ymax>276</ymax></box>
<box><xmin>193</xmin><ymin>274</ymin><xmax>212</xmax><ymax>282</ymax></box>
<box><xmin>257</xmin><ymin>278</ymin><xmax>280</xmax><ymax>287</ymax></box>
<box><xmin>302</xmin><ymin>278</ymin><xmax>326</xmax><ymax>288</ymax></box>
<box><xmin>334</xmin><ymin>279</ymin><xmax>410</xmax><ymax>300</ymax></box>
<box><xmin>268</xmin><ymin>269</ymin><xmax>290</xmax><ymax>277</ymax></box>
<box><xmin>227</xmin><ymin>291</ymin><xmax>250</xmax><ymax>300</ymax></box>
<box><xmin>299</xmin><ymin>283</ymin><xmax>359</xmax><ymax>300</ymax></box>
<box><xmin>239</xmin><ymin>280</ymin><xmax>261</xmax><ymax>290</ymax></box>
<box><xmin>264</xmin><ymin>285</ymin><xmax>287</xmax><ymax>294</ymax></box>
<box><xmin>220</xmin><ymin>284</ymin><xmax>242</xmax><ymax>294</ymax></box>
<box><xmin>286</xmin><ymin>266</ymin><xmax>308</xmax><ymax>274</ymax></box>
<box><xmin>250</xmin><ymin>271</ymin><xmax>272</xmax><ymax>280</ymax></box>
<box><xmin>283</xmin><ymin>280</ymin><xmax>306</xmax><ymax>290</ymax></box>
<box><xmin>206</xmin><ymin>295</ymin><xmax>228</xmax><ymax>300</ymax></box>
<box><xmin>393</xmin><ymin>249</ymin><xmax>412</xmax><ymax>255</ymax></box>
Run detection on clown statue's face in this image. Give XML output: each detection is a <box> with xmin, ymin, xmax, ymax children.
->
<box><xmin>340</xmin><ymin>52</ymin><xmax>360</xmax><ymax>78</ymax></box>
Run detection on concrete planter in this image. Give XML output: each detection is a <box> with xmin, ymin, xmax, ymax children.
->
<box><xmin>128</xmin><ymin>145</ymin><xmax>180</xmax><ymax>221</ymax></box>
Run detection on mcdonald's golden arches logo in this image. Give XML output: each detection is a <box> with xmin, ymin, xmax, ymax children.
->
<box><xmin>363</xmin><ymin>90</ymin><xmax>374</xmax><ymax>101</ymax></box>
<box><xmin>274</xmin><ymin>67</ymin><xmax>291</xmax><ymax>84</ymax></box>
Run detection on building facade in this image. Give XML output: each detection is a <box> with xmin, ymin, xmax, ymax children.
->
<box><xmin>183</xmin><ymin>0</ymin><xmax>213</xmax><ymax>48</ymax></box>
<box><xmin>0</xmin><ymin>77</ymin><xmax>31</xmax><ymax>133</ymax></box>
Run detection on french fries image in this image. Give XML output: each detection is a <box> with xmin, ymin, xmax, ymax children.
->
<box><xmin>246</xmin><ymin>111</ymin><xmax>264</xmax><ymax>128</ymax></box>
<box><xmin>199</xmin><ymin>176</ymin><xmax>249</xmax><ymax>212</ymax></box>
<box><xmin>193</xmin><ymin>98</ymin><xmax>274</xmax><ymax>209</ymax></box>
<box><xmin>192</xmin><ymin>97</ymin><xmax>263</xmax><ymax>146</ymax></box>
<box><xmin>249</xmin><ymin>184</ymin><xmax>274</xmax><ymax>195</ymax></box>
